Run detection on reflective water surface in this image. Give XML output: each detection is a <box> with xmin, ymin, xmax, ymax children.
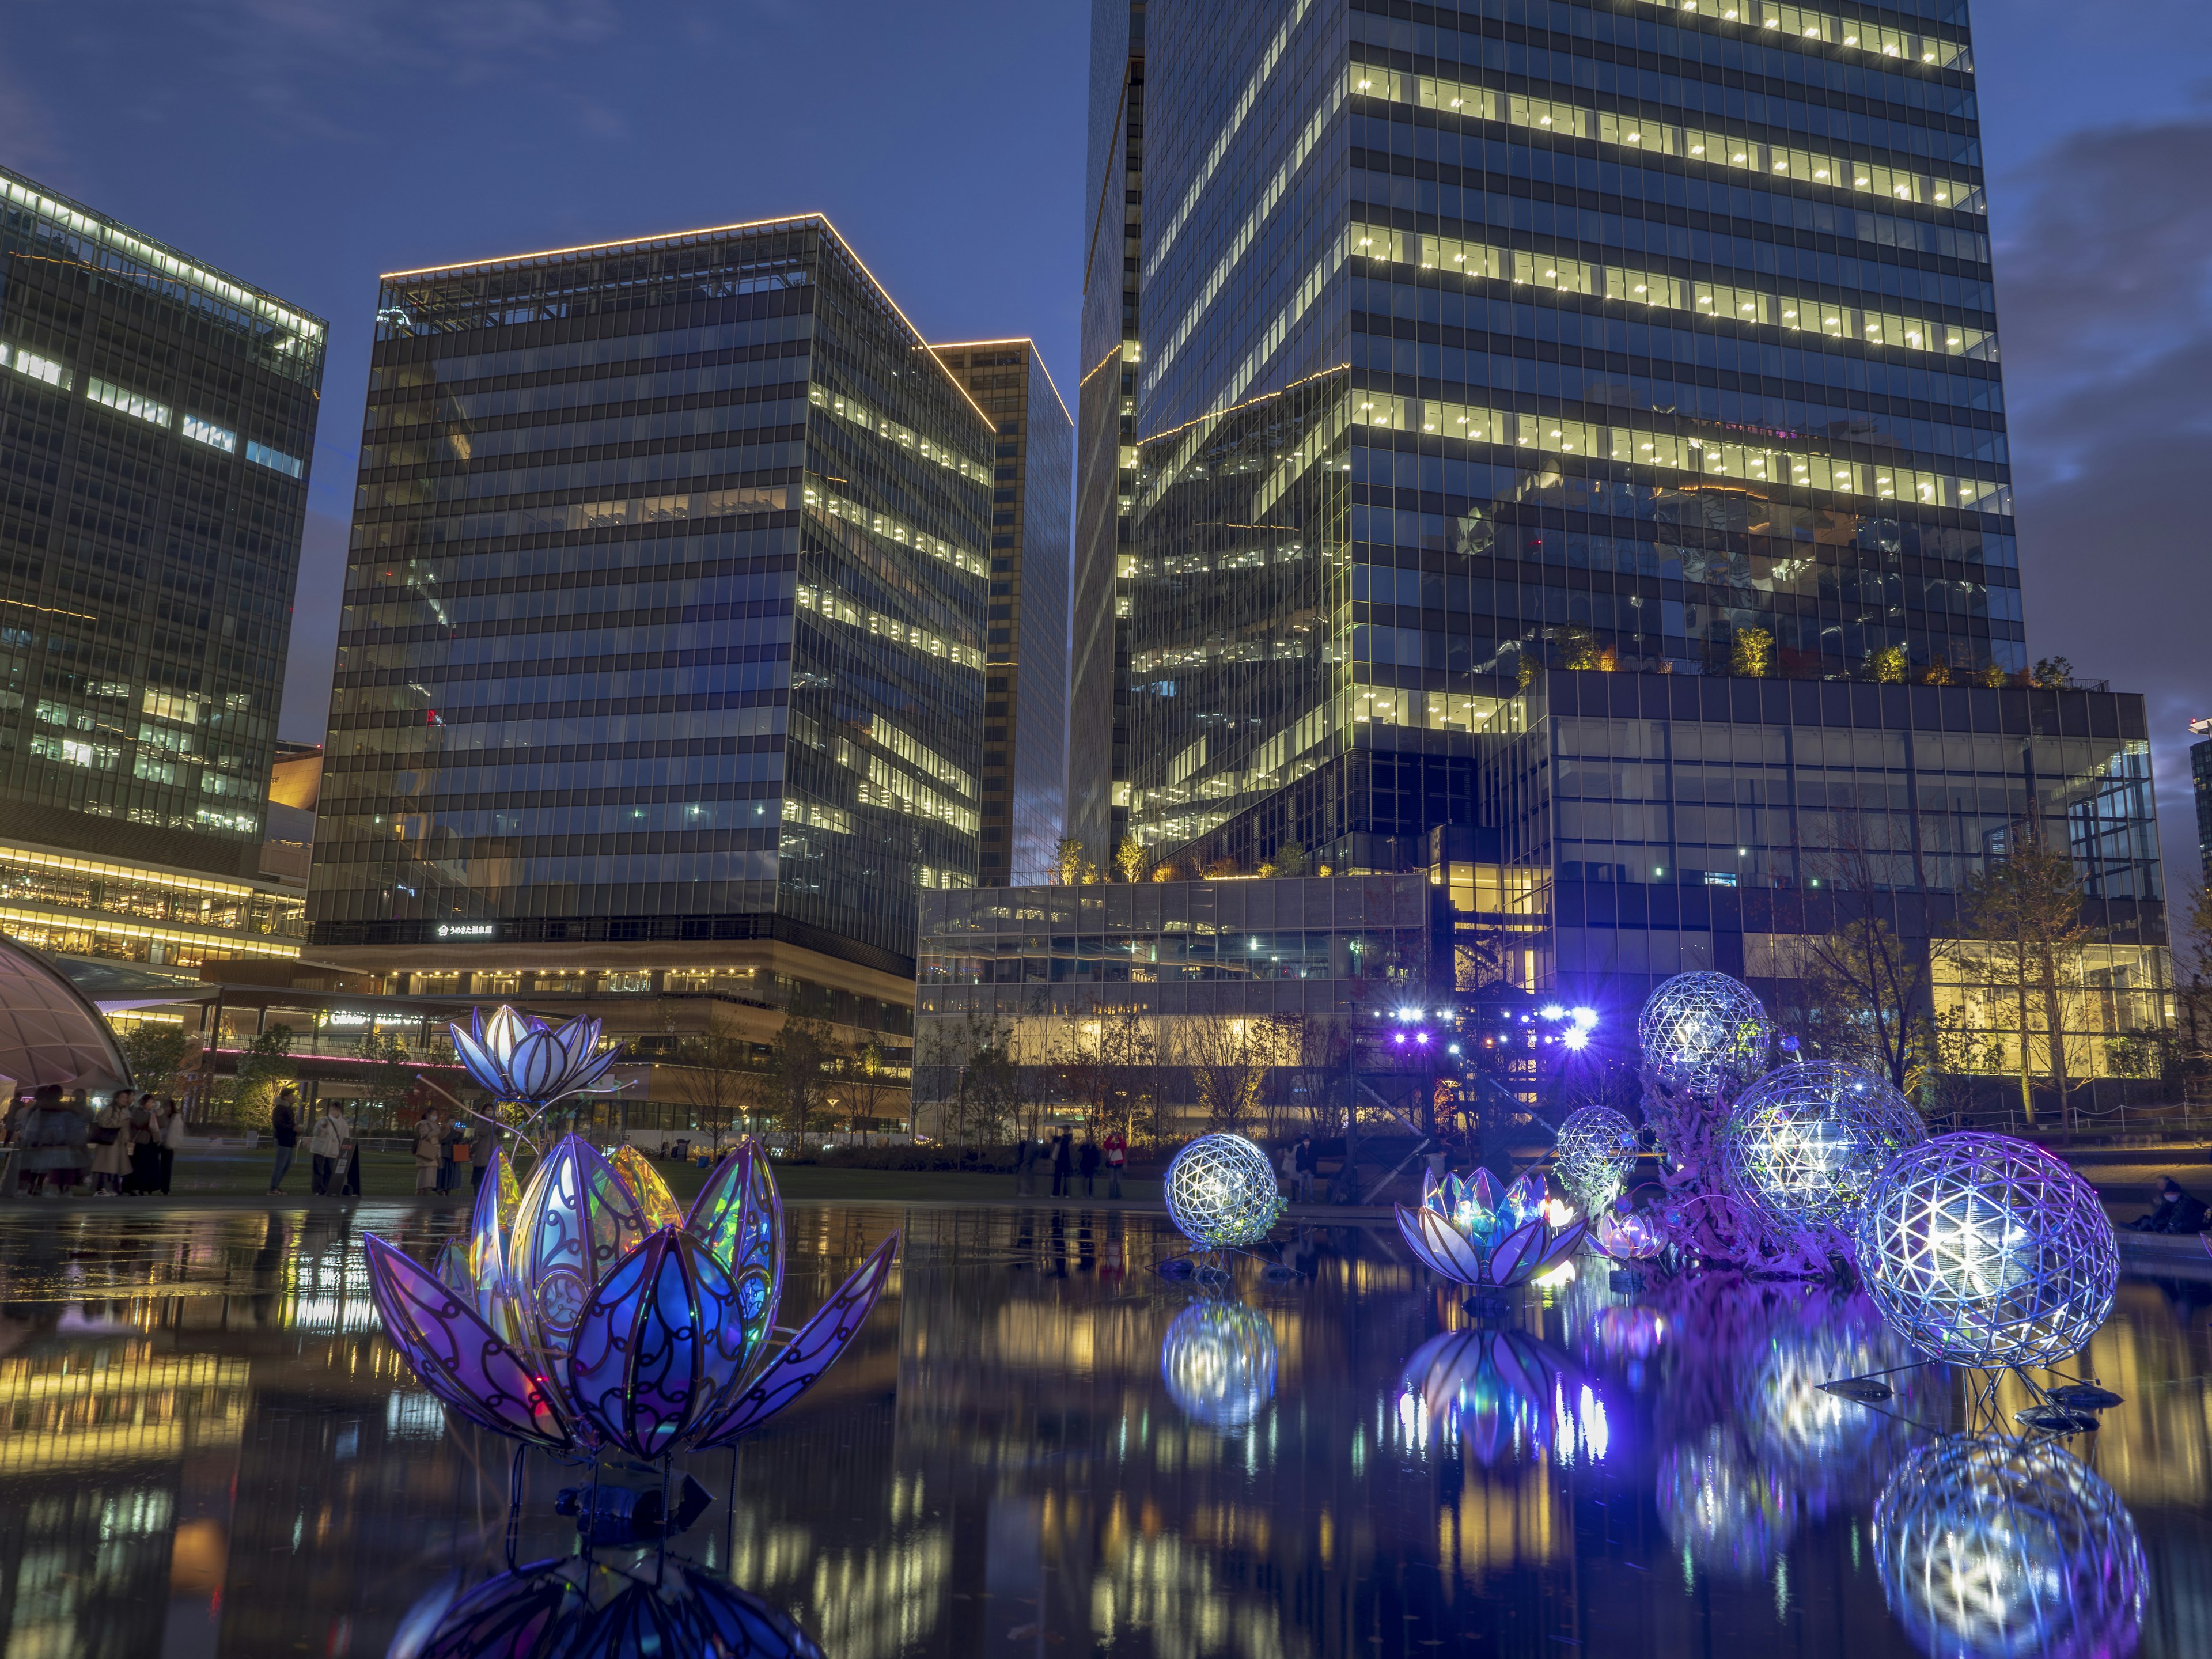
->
<box><xmin>0</xmin><ymin>1202</ymin><xmax>2207</xmax><ymax>1658</ymax></box>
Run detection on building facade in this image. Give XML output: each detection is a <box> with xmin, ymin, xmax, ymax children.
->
<box><xmin>0</xmin><ymin>166</ymin><xmax>324</xmax><ymax>884</ymax></box>
<box><xmin>2192</xmin><ymin>719</ymin><xmax>2212</xmax><ymax>884</ymax></box>
<box><xmin>1105</xmin><ymin>0</ymin><xmax>2018</xmax><ymax>873</ymax></box>
<box><xmin>308</xmin><ymin>215</ymin><xmax>993</xmax><ymax>1065</ymax></box>
<box><xmin>931</xmin><ymin>340</ymin><xmax>1073</xmax><ymax>886</ymax></box>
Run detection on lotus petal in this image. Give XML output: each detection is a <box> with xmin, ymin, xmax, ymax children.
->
<box><xmin>432</xmin><ymin>1237</ymin><xmax>472</xmax><ymax>1298</ymax></box>
<box><xmin>403</xmin><ymin>1558</ymin><xmax>586</xmax><ymax>1659</ymax></box>
<box><xmin>567</xmin><ymin>1228</ymin><xmax>752</xmax><ymax>1458</ymax></box>
<box><xmin>695</xmin><ymin>1232</ymin><xmax>899</xmax><ymax>1448</ymax></box>
<box><xmin>509</xmin><ymin>1028</ymin><xmax>568</xmax><ymax>1101</ymax></box>
<box><xmin>1490</xmin><ymin>1330</ymin><xmax>1562</xmax><ymax>1402</ymax></box>
<box><xmin>468</xmin><ymin>1146</ymin><xmax>526</xmax><ymax>1341</ymax></box>
<box><xmin>685</xmin><ymin>1143</ymin><xmax>784</xmax><ymax>1366</ymax></box>
<box><xmin>363</xmin><ymin>1234</ymin><xmax>570</xmax><ymax>1449</ymax></box>
<box><xmin>1420</xmin><ymin>1168</ymin><xmax>1441</xmax><ymax>1208</ymax></box>
<box><xmin>1396</xmin><ymin>1204</ymin><xmax>1485</xmax><ymax>1286</ymax></box>
<box><xmin>1526</xmin><ymin>1221</ymin><xmax>1590</xmax><ymax>1282</ymax></box>
<box><xmin>607</xmin><ymin>1145</ymin><xmax>684</xmax><ymax>1230</ymax></box>
<box><xmin>1487</xmin><ymin>1215</ymin><xmax>1549</xmax><ymax>1286</ymax></box>
<box><xmin>483</xmin><ymin>1005</ymin><xmax>532</xmax><ymax>1067</ymax></box>
<box><xmin>556</xmin><ymin>1015</ymin><xmax>604</xmax><ymax>1066</ymax></box>
<box><xmin>1502</xmin><ymin>1171</ymin><xmax>1547</xmax><ymax>1231</ymax></box>
<box><xmin>447</xmin><ymin>1024</ymin><xmax>506</xmax><ymax>1097</ymax></box>
<box><xmin>1467</xmin><ymin>1167</ymin><xmax>1503</xmax><ymax>1215</ymax></box>
<box><xmin>510</xmin><ymin>1137</ymin><xmax>648</xmax><ymax>1391</ymax></box>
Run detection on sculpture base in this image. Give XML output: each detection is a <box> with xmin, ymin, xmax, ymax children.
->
<box><xmin>2017</xmin><ymin>1404</ymin><xmax>2102</xmax><ymax>1435</ymax></box>
<box><xmin>1607</xmin><ymin>1268</ymin><xmax>1647</xmax><ymax>1294</ymax></box>
<box><xmin>1461</xmin><ymin>1291</ymin><xmax>1516</xmax><ymax>1322</ymax></box>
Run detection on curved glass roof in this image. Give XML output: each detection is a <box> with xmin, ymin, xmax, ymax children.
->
<box><xmin>0</xmin><ymin>937</ymin><xmax>131</xmax><ymax>1091</ymax></box>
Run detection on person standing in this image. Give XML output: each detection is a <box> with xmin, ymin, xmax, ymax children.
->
<box><xmin>124</xmin><ymin>1092</ymin><xmax>161</xmax><ymax>1196</ymax></box>
<box><xmin>157</xmin><ymin>1096</ymin><xmax>183</xmax><ymax>1195</ymax></box>
<box><xmin>1293</xmin><ymin>1134</ymin><xmax>1317</xmax><ymax>1205</ymax></box>
<box><xmin>268</xmin><ymin>1090</ymin><xmax>300</xmax><ymax>1195</ymax></box>
<box><xmin>42</xmin><ymin>1089</ymin><xmax>92</xmax><ymax>1196</ymax></box>
<box><xmin>413</xmin><ymin>1108</ymin><xmax>443</xmax><ymax>1195</ymax></box>
<box><xmin>470</xmin><ymin>1120</ymin><xmax>497</xmax><ymax>1191</ymax></box>
<box><xmin>438</xmin><ymin>1113</ymin><xmax>465</xmax><ymax>1195</ymax></box>
<box><xmin>309</xmin><ymin>1101</ymin><xmax>346</xmax><ymax>1195</ymax></box>
<box><xmin>1103</xmin><ymin>1126</ymin><xmax>1126</xmax><ymax>1199</ymax></box>
<box><xmin>1014</xmin><ymin>1134</ymin><xmax>1037</xmax><ymax>1198</ymax></box>
<box><xmin>1078</xmin><ymin>1135</ymin><xmax>1101</xmax><ymax>1198</ymax></box>
<box><xmin>89</xmin><ymin>1092</ymin><xmax>131</xmax><ymax>1196</ymax></box>
<box><xmin>1050</xmin><ymin>1127</ymin><xmax>1074</xmax><ymax>1198</ymax></box>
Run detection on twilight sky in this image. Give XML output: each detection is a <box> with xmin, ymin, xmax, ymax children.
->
<box><xmin>3</xmin><ymin>1</ymin><xmax>2207</xmax><ymax>879</ymax></box>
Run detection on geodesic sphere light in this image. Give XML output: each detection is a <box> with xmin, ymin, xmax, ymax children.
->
<box><xmin>1554</xmin><ymin>1106</ymin><xmax>1640</xmax><ymax>1216</ymax></box>
<box><xmin>1719</xmin><ymin>1062</ymin><xmax>1926</xmax><ymax>1234</ymax></box>
<box><xmin>1854</xmin><ymin>1133</ymin><xmax>2118</xmax><ymax>1370</ymax></box>
<box><xmin>1163</xmin><ymin>1132</ymin><xmax>1283</xmax><ymax>1248</ymax></box>
<box><xmin>1873</xmin><ymin>1435</ymin><xmax>2145</xmax><ymax>1659</ymax></box>
<box><xmin>1638</xmin><ymin>972</ymin><xmax>1772</xmax><ymax>1097</ymax></box>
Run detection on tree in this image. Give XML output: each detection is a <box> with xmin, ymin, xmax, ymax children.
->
<box><xmin>748</xmin><ymin>1013</ymin><xmax>845</xmax><ymax>1141</ymax></box>
<box><xmin>1260</xmin><ymin>840</ymin><xmax>1310</xmax><ymax>878</ymax></box>
<box><xmin>1052</xmin><ymin>836</ymin><xmax>1100</xmax><ymax>886</ymax></box>
<box><xmin>230</xmin><ymin>1025</ymin><xmax>297</xmax><ymax>1122</ymax></box>
<box><xmin>1095</xmin><ymin>1003</ymin><xmax>1166</xmax><ymax>1145</ymax></box>
<box><xmin>1176</xmin><ymin>1014</ymin><xmax>1294</xmax><ymax>1134</ymax></box>
<box><xmin>120</xmin><ymin>1022</ymin><xmax>196</xmax><ymax>1097</ymax></box>
<box><xmin>1114</xmin><ymin>836</ymin><xmax>1150</xmax><ymax>884</ymax></box>
<box><xmin>669</xmin><ymin>1023</ymin><xmax>758</xmax><ymax>1145</ymax></box>
<box><xmin>1949</xmin><ymin>832</ymin><xmax>2095</xmax><ymax>1132</ymax></box>
<box><xmin>1048</xmin><ymin>1006</ymin><xmax>1112</xmax><ymax>1136</ymax></box>
<box><xmin>2030</xmin><ymin>656</ymin><xmax>2075</xmax><ymax>690</ymax></box>
<box><xmin>1866</xmin><ymin>643</ymin><xmax>1908</xmax><ymax>683</ymax></box>
<box><xmin>920</xmin><ymin>1007</ymin><xmax>1020</xmax><ymax>1145</ymax></box>
<box><xmin>353</xmin><ymin>1027</ymin><xmax>414</xmax><ymax>1121</ymax></box>
<box><xmin>1731</xmin><ymin>626</ymin><xmax>1774</xmax><ymax>678</ymax></box>
<box><xmin>847</xmin><ymin>1038</ymin><xmax>898</xmax><ymax>1135</ymax></box>
<box><xmin>1908</xmin><ymin>1006</ymin><xmax>2003</xmax><ymax>1131</ymax></box>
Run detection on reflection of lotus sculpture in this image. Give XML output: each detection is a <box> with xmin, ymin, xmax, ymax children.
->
<box><xmin>389</xmin><ymin>1555</ymin><xmax>821</xmax><ymax>1659</ymax></box>
<box><xmin>1396</xmin><ymin>1170</ymin><xmax>1588</xmax><ymax>1291</ymax></box>
<box><xmin>367</xmin><ymin>1137</ymin><xmax>896</xmax><ymax>1459</ymax></box>
<box><xmin>1398</xmin><ymin>1326</ymin><xmax>1584</xmax><ymax>1465</ymax></box>
<box><xmin>1160</xmin><ymin>1302</ymin><xmax>1277</xmax><ymax>1431</ymax></box>
<box><xmin>1873</xmin><ymin>1435</ymin><xmax>2146</xmax><ymax>1659</ymax></box>
<box><xmin>1657</xmin><ymin>1424</ymin><xmax>1800</xmax><ymax>1578</ymax></box>
<box><xmin>450</xmin><ymin>1004</ymin><xmax>626</xmax><ymax>1129</ymax></box>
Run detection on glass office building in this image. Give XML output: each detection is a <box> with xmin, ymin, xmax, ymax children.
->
<box><xmin>0</xmin><ymin>165</ymin><xmax>324</xmax><ymax>883</ymax></box>
<box><xmin>1110</xmin><ymin>0</ymin><xmax>2019</xmax><ymax>871</ymax></box>
<box><xmin>312</xmin><ymin>216</ymin><xmax>993</xmax><ymax>1009</ymax></box>
<box><xmin>931</xmin><ymin>341</ymin><xmax>1073</xmax><ymax>887</ymax></box>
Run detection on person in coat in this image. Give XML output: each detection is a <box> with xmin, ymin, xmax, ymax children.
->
<box><xmin>310</xmin><ymin>1104</ymin><xmax>349</xmax><ymax>1195</ymax></box>
<box><xmin>1078</xmin><ymin>1135</ymin><xmax>1101</xmax><ymax>1198</ymax></box>
<box><xmin>470</xmin><ymin>1120</ymin><xmax>497</xmax><ymax>1191</ymax></box>
<box><xmin>2131</xmin><ymin>1177</ymin><xmax>2210</xmax><ymax>1234</ymax></box>
<box><xmin>156</xmin><ymin>1096</ymin><xmax>183</xmax><ymax>1195</ymax></box>
<box><xmin>1050</xmin><ymin>1128</ymin><xmax>1074</xmax><ymax>1198</ymax></box>
<box><xmin>413</xmin><ymin>1108</ymin><xmax>444</xmax><ymax>1194</ymax></box>
<box><xmin>21</xmin><ymin>1087</ymin><xmax>91</xmax><ymax>1196</ymax></box>
<box><xmin>1103</xmin><ymin>1127</ymin><xmax>1127</xmax><ymax>1199</ymax></box>
<box><xmin>268</xmin><ymin>1090</ymin><xmax>300</xmax><ymax>1195</ymax></box>
<box><xmin>90</xmin><ymin>1093</ymin><xmax>131</xmax><ymax>1195</ymax></box>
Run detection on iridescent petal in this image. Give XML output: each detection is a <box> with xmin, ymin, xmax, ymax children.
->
<box><xmin>1487</xmin><ymin>1216</ymin><xmax>1548</xmax><ymax>1285</ymax></box>
<box><xmin>1468</xmin><ymin>1168</ymin><xmax>1503</xmax><ymax>1215</ymax></box>
<box><xmin>685</xmin><ymin>1142</ymin><xmax>784</xmax><ymax>1366</ymax></box>
<box><xmin>1502</xmin><ymin>1171</ymin><xmax>1547</xmax><ymax>1232</ymax></box>
<box><xmin>1526</xmin><ymin>1222</ymin><xmax>1589</xmax><ymax>1282</ymax></box>
<box><xmin>1396</xmin><ymin>1205</ymin><xmax>1484</xmax><ymax>1286</ymax></box>
<box><xmin>468</xmin><ymin>1145</ymin><xmax>525</xmax><ymax>1341</ymax></box>
<box><xmin>509</xmin><ymin>1029</ymin><xmax>567</xmax><ymax>1101</ymax></box>
<box><xmin>362</xmin><ymin>1234</ymin><xmax>570</xmax><ymax>1449</ymax></box>
<box><xmin>447</xmin><ymin>1025</ymin><xmax>505</xmax><ymax>1097</ymax></box>
<box><xmin>510</xmin><ymin>1136</ymin><xmax>647</xmax><ymax>1404</ymax></box>
<box><xmin>695</xmin><ymin>1232</ymin><xmax>899</xmax><ymax>1448</ymax></box>
<box><xmin>567</xmin><ymin>1228</ymin><xmax>749</xmax><ymax>1457</ymax></box>
<box><xmin>607</xmin><ymin>1145</ymin><xmax>684</xmax><ymax>1230</ymax></box>
<box><xmin>432</xmin><ymin>1237</ymin><xmax>472</xmax><ymax>1298</ymax></box>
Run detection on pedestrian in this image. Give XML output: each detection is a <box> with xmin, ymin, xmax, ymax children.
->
<box><xmin>413</xmin><ymin>1107</ymin><xmax>443</xmax><ymax>1195</ymax></box>
<box><xmin>471</xmin><ymin>1119</ymin><xmax>497</xmax><ymax>1191</ymax></box>
<box><xmin>310</xmin><ymin>1101</ymin><xmax>347</xmax><ymax>1195</ymax></box>
<box><xmin>1050</xmin><ymin>1127</ymin><xmax>1073</xmax><ymax>1198</ymax></box>
<box><xmin>89</xmin><ymin>1092</ymin><xmax>130</xmax><ymax>1196</ymax></box>
<box><xmin>439</xmin><ymin>1113</ymin><xmax>466</xmax><ymax>1195</ymax></box>
<box><xmin>1293</xmin><ymin>1133</ymin><xmax>1317</xmax><ymax>1204</ymax></box>
<box><xmin>1078</xmin><ymin>1135</ymin><xmax>1101</xmax><ymax>1198</ymax></box>
<box><xmin>16</xmin><ymin>1085</ymin><xmax>74</xmax><ymax>1196</ymax></box>
<box><xmin>2130</xmin><ymin>1177</ymin><xmax>2210</xmax><ymax>1234</ymax></box>
<box><xmin>1103</xmin><ymin>1126</ymin><xmax>1126</xmax><ymax>1199</ymax></box>
<box><xmin>340</xmin><ymin>1130</ymin><xmax>362</xmax><ymax>1196</ymax></box>
<box><xmin>26</xmin><ymin>1087</ymin><xmax>92</xmax><ymax>1197</ymax></box>
<box><xmin>157</xmin><ymin>1096</ymin><xmax>183</xmax><ymax>1194</ymax></box>
<box><xmin>268</xmin><ymin>1089</ymin><xmax>300</xmax><ymax>1195</ymax></box>
<box><xmin>1014</xmin><ymin>1134</ymin><xmax>1037</xmax><ymax>1198</ymax></box>
<box><xmin>124</xmin><ymin>1090</ymin><xmax>161</xmax><ymax>1196</ymax></box>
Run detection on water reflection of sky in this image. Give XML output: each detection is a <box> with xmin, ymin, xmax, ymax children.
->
<box><xmin>0</xmin><ymin>1205</ymin><xmax>2205</xmax><ymax>1657</ymax></box>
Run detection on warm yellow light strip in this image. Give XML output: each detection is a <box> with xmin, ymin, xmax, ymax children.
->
<box><xmin>1626</xmin><ymin>0</ymin><xmax>1971</xmax><ymax>71</ymax></box>
<box><xmin>0</xmin><ymin>904</ymin><xmax>298</xmax><ymax>958</ymax></box>
<box><xmin>381</xmin><ymin>213</ymin><xmax>994</xmax><ymax>431</ymax></box>
<box><xmin>930</xmin><ymin>338</ymin><xmax>1074</xmax><ymax>427</ymax></box>
<box><xmin>0</xmin><ymin>840</ymin><xmax>261</xmax><ymax>898</ymax></box>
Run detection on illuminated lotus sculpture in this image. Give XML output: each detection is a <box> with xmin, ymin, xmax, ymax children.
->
<box><xmin>1553</xmin><ymin>1105</ymin><xmax>1639</xmax><ymax>1215</ymax></box>
<box><xmin>1638</xmin><ymin>972</ymin><xmax>1772</xmax><ymax>1098</ymax></box>
<box><xmin>1873</xmin><ymin>1435</ymin><xmax>2145</xmax><ymax>1659</ymax></box>
<box><xmin>449</xmin><ymin>1004</ymin><xmax>626</xmax><ymax>1133</ymax></box>
<box><xmin>1593</xmin><ymin>1207</ymin><xmax>1665</xmax><ymax>1261</ymax></box>
<box><xmin>1397</xmin><ymin>1169</ymin><xmax>1588</xmax><ymax>1292</ymax></box>
<box><xmin>1719</xmin><ymin>1061</ymin><xmax>1926</xmax><ymax>1236</ymax></box>
<box><xmin>1854</xmin><ymin>1133</ymin><xmax>2116</xmax><ymax>1371</ymax></box>
<box><xmin>366</xmin><ymin>1137</ymin><xmax>897</xmax><ymax>1459</ymax></box>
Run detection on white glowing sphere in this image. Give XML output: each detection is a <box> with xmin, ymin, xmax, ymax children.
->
<box><xmin>1854</xmin><ymin>1133</ymin><xmax>2117</xmax><ymax>1370</ymax></box>
<box><xmin>1163</xmin><ymin>1132</ymin><xmax>1283</xmax><ymax>1247</ymax></box>
<box><xmin>1637</xmin><ymin>972</ymin><xmax>1772</xmax><ymax>1096</ymax></box>
<box><xmin>1553</xmin><ymin>1106</ymin><xmax>1639</xmax><ymax>1214</ymax></box>
<box><xmin>1719</xmin><ymin>1062</ymin><xmax>1926</xmax><ymax>1233</ymax></box>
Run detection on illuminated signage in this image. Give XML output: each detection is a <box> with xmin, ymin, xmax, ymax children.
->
<box><xmin>435</xmin><ymin>922</ymin><xmax>497</xmax><ymax>940</ymax></box>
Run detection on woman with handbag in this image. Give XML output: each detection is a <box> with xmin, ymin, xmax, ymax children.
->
<box><xmin>89</xmin><ymin>1092</ymin><xmax>130</xmax><ymax>1195</ymax></box>
<box><xmin>413</xmin><ymin>1108</ymin><xmax>442</xmax><ymax>1195</ymax></box>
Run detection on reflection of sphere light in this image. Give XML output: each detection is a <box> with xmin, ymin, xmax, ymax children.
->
<box><xmin>1656</xmin><ymin>1425</ymin><xmax>1798</xmax><ymax>1577</ymax></box>
<box><xmin>1874</xmin><ymin>1435</ymin><xmax>2145</xmax><ymax>1659</ymax></box>
<box><xmin>1720</xmin><ymin>1062</ymin><xmax>1926</xmax><ymax>1232</ymax></box>
<box><xmin>1637</xmin><ymin>973</ymin><xmax>1772</xmax><ymax>1096</ymax></box>
<box><xmin>1554</xmin><ymin>1106</ymin><xmax>1639</xmax><ymax>1214</ymax></box>
<box><xmin>1161</xmin><ymin>1304</ymin><xmax>1277</xmax><ymax>1431</ymax></box>
<box><xmin>1855</xmin><ymin>1134</ymin><xmax>2117</xmax><ymax>1370</ymax></box>
<box><xmin>1163</xmin><ymin>1133</ymin><xmax>1282</xmax><ymax>1247</ymax></box>
<box><xmin>1742</xmin><ymin>1298</ymin><xmax>1929</xmax><ymax>1494</ymax></box>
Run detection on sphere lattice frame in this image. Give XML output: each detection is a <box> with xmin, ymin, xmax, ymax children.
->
<box><xmin>1554</xmin><ymin>1107</ymin><xmax>1639</xmax><ymax>1217</ymax></box>
<box><xmin>1854</xmin><ymin>1132</ymin><xmax>2118</xmax><ymax>1370</ymax></box>
<box><xmin>1719</xmin><ymin>1062</ymin><xmax>1926</xmax><ymax>1234</ymax></box>
<box><xmin>1638</xmin><ymin>973</ymin><xmax>1774</xmax><ymax>1098</ymax></box>
<box><xmin>1164</xmin><ymin>1133</ymin><xmax>1283</xmax><ymax>1248</ymax></box>
<box><xmin>1873</xmin><ymin>1435</ymin><xmax>2146</xmax><ymax>1659</ymax></box>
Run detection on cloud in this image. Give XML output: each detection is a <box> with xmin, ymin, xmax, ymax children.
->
<box><xmin>1994</xmin><ymin>119</ymin><xmax>2212</xmax><ymax>892</ymax></box>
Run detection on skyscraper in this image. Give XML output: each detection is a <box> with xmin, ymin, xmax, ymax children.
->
<box><xmin>0</xmin><ymin>165</ymin><xmax>323</xmax><ymax>967</ymax></box>
<box><xmin>1099</xmin><ymin>0</ymin><xmax>2017</xmax><ymax>870</ymax></box>
<box><xmin>311</xmin><ymin>216</ymin><xmax>992</xmax><ymax>1044</ymax></box>
<box><xmin>929</xmin><ymin>340</ymin><xmax>1073</xmax><ymax>887</ymax></box>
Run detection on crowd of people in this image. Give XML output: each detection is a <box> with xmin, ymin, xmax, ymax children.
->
<box><xmin>3</xmin><ymin>1085</ymin><xmax>187</xmax><ymax>1196</ymax></box>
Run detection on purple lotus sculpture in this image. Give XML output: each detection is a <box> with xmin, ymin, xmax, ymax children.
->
<box><xmin>1594</xmin><ymin>1207</ymin><xmax>1665</xmax><ymax>1261</ymax></box>
<box><xmin>1396</xmin><ymin>1169</ymin><xmax>1588</xmax><ymax>1291</ymax></box>
<box><xmin>367</xmin><ymin>1136</ymin><xmax>897</xmax><ymax>1460</ymax></box>
<box><xmin>450</xmin><ymin>1004</ymin><xmax>626</xmax><ymax>1125</ymax></box>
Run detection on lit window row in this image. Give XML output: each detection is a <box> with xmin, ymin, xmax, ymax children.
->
<box><xmin>863</xmin><ymin>713</ymin><xmax>975</xmax><ymax>797</ymax></box>
<box><xmin>1352</xmin><ymin>391</ymin><xmax>2012</xmax><ymax>514</ymax></box>
<box><xmin>859</xmin><ymin>760</ymin><xmax>979</xmax><ymax>836</ymax></box>
<box><xmin>89</xmin><ymin>377</ymin><xmax>172</xmax><ymax>427</ymax></box>
<box><xmin>802</xmin><ymin>479</ymin><xmax>990</xmax><ymax>581</ymax></box>
<box><xmin>1355</xmin><ymin>67</ymin><xmax>1979</xmax><ymax>211</ymax></box>
<box><xmin>1626</xmin><ymin>0</ymin><xmax>1969</xmax><ymax>70</ymax></box>
<box><xmin>0</xmin><ymin>341</ymin><xmax>67</xmax><ymax>387</ymax></box>
<box><xmin>183</xmin><ymin>413</ymin><xmax>237</xmax><ymax>453</ymax></box>
<box><xmin>1353</xmin><ymin>222</ymin><xmax>1995</xmax><ymax>359</ymax></box>
<box><xmin>793</xmin><ymin>579</ymin><xmax>985</xmax><ymax>671</ymax></box>
<box><xmin>807</xmin><ymin>382</ymin><xmax>993</xmax><ymax>487</ymax></box>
